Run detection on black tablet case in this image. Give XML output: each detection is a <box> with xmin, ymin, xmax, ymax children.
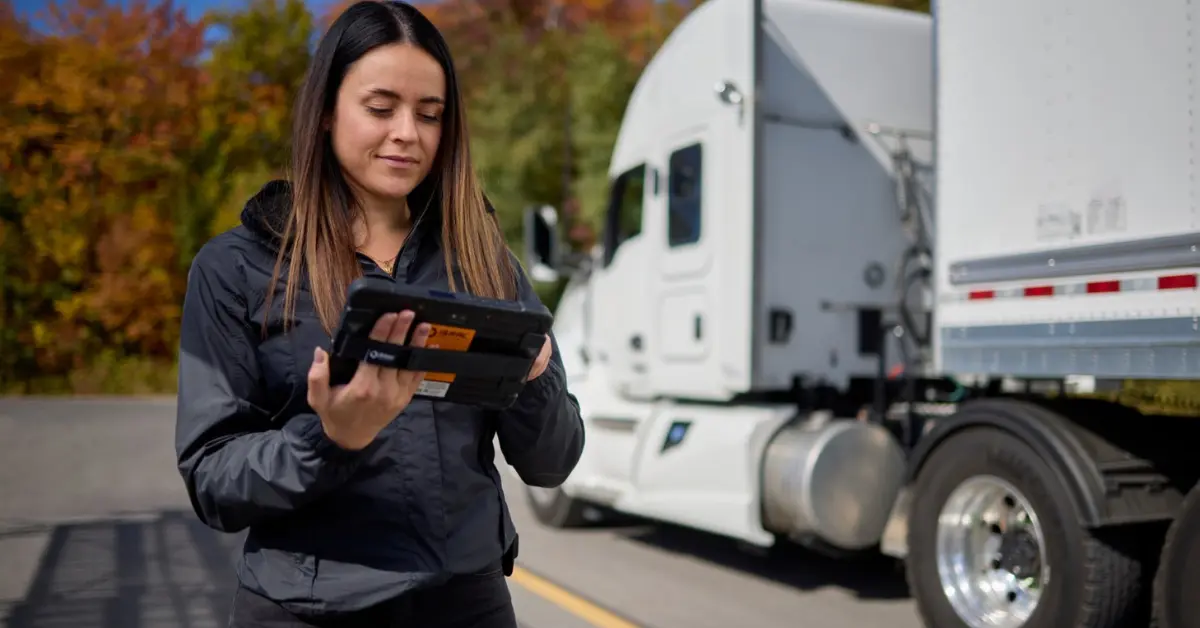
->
<box><xmin>329</xmin><ymin>277</ymin><xmax>554</xmax><ymax>409</ymax></box>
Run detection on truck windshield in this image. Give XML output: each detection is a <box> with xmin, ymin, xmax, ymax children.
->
<box><xmin>604</xmin><ymin>164</ymin><xmax>645</xmax><ymax>265</ymax></box>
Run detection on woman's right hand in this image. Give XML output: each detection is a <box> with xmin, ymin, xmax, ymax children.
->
<box><xmin>306</xmin><ymin>310</ymin><xmax>431</xmax><ymax>450</ymax></box>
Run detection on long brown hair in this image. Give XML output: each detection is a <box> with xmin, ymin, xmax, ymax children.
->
<box><xmin>267</xmin><ymin>0</ymin><xmax>517</xmax><ymax>334</ymax></box>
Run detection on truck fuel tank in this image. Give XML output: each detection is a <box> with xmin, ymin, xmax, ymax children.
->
<box><xmin>761</xmin><ymin>413</ymin><xmax>908</xmax><ymax>551</ymax></box>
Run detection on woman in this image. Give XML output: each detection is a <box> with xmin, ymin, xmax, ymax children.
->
<box><xmin>173</xmin><ymin>2</ymin><xmax>584</xmax><ymax>626</ymax></box>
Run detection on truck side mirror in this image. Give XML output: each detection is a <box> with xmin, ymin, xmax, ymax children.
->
<box><xmin>523</xmin><ymin>204</ymin><xmax>561</xmax><ymax>283</ymax></box>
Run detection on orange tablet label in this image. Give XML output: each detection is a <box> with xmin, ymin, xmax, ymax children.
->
<box><xmin>422</xmin><ymin>324</ymin><xmax>476</xmax><ymax>384</ymax></box>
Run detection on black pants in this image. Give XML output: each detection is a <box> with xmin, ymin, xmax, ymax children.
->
<box><xmin>228</xmin><ymin>570</ymin><xmax>519</xmax><ymax>628</ymax></box>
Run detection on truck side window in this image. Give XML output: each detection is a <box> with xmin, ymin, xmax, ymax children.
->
<box><xmin>603</xmin><ymin>164</ymin><xmax>646</xmax><ymax>266</ymax></box>
<box><xmin>668</xmin><ymin>143</ymin><xmax>702</xmax><ymax>247</ymax></box>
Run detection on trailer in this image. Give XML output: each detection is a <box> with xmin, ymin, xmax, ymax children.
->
<box><xmin>520</xmin><ymin>0</ymin><xmax>1200</xmax><ymax>626</ymax></box>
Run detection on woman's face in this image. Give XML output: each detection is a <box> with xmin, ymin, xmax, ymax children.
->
<box><xmin>330</xmin><ymin>42</ymin><xmax>446</xmax><ymax>211</ymax></box>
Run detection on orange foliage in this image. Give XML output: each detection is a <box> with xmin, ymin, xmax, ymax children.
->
<box><xmin>0</xmin><ymin>0</ymin><xmax>207</xmax><ymax>370</ymax></box>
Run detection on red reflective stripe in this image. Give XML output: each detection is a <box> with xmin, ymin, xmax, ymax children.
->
<box><xmin>1158</xmin><ymin>274</ymin><xmax>1198</xmax><ymax>290</ymax></box>
<box><xmin>1086</xmin><ymin>280</ymin><xmax>1121</xmax><ymax>293</ymax></box>
<box><xmin>1023</xmin><ymin>285</ymin><xmax>1054</xmax><ymax>297</ymax></box>
<box><xmin>959</xmin><ymin>273</ymin><xmax>1198</xmax><ymax>300</ymax></box>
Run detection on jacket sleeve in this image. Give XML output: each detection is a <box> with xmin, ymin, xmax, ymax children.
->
<box><xmin>495</xmin><ymin>254</ymin><xmax>585</xmax><ymax>488</ymax></box>
<box><xmin>174</xmin><ymin>244</ymin><xmax>366</xmax><ymax>533</ymax></box>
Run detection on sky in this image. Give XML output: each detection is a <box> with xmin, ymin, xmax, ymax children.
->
<box><xmin>8</xmin><ymin>0</ymin><xmax>345</xmax><ymax>46</ymax></box>
<box><xmin>10</xmin><ymin>0</ymin><xmax>444</xmax><ymax>22</ymax></box>
<box><xmin>10</xmin><ymin>0</ymin><xmax>336</xmax><ymax>24</ymax></box>
<box><xmin>9</xmin><ymin>0</ymin><xmax>439</xmax><ymax>53</ymax></box>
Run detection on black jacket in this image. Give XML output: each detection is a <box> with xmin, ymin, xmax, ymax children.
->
<box><xmin>174</xmin><ymin>180</ymin><xmax>584</xmax><ymax>614</ymax></box>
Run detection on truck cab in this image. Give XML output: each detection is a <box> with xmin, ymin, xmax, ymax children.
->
<box><xmin>522</xmin><ymin>0</ymin><xmax>932</xmax><ymax>546</ymax></box>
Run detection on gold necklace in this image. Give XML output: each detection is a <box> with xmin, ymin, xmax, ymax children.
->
<box><xmin>361</xmin><ymin>251</ymin><xmax>398</xmax><ymax>274</ymax></box>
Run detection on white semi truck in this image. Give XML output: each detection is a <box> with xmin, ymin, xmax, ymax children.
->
<box><xmin>519</xmin><ymin>0</ymin><xmax>1200</xmax><ymax>626</ymax></box>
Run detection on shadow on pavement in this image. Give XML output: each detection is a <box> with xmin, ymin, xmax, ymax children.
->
<box><xmin>609</xmin><ymin>518</ymin><xmax>910</xmax><ymax>601</ymax></box>
<box><xmin>4</xmin><ymin>510</ymin><xmax>245</xmax><ymax>628</ymax></box>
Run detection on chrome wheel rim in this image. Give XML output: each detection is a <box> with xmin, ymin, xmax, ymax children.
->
<box><xmin>936</xmin><ymin>475</ymin><xmax>1049</xmax><ymax>628</ymax></box>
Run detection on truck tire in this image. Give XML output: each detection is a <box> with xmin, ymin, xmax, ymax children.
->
<box><xmin>525</xmin><ymin>485</ymin><xmax>589</xmax><ymax>528</ymax></box>
<box><xmin>906</xmin><ymin>426</ymin><xmax>1144</xmax><ymax>628</ymax></box>
<box><xmin>1152</xmin><ymin>482</ymin><xmax>1200</xmax><ymax>628</ymax></box>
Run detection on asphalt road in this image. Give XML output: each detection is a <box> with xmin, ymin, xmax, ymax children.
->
<box><xmin>0</xmin><ymin>397</ymin><xmax>921</xmax><ymax>628</ymax></box>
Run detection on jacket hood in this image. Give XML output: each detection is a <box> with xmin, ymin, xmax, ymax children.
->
<box><xmin>240</xmin><ymin>179</ymin><xmax>293</xmax><ymax>248</ymax></box>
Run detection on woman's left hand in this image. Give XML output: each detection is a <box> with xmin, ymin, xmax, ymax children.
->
<box><xmin>526</xmin><ymin>335</ymin><xmax>553</xmax><ymax>381</ymax></box>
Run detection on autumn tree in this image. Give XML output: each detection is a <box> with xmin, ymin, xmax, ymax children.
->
<box><xmin>0</xmin><ymin>0</ymin><xmax>39</xmax><ymax>383</ymax></box>
<box><xmin>0</xmin><ymin>0</ymin><xmax>208</xmax><ymax>390</ymax></box>
<box><xmin>0</xmin><ymin>0</ymin><xmax>319</xmax><ymax>391</ymax></box>
<box><xmin>184</xmin><ymin>0</ymin><xmax>314</xmax><ymax>251</ymax></box>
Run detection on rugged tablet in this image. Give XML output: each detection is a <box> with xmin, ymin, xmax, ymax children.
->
<box><xmin>328</xmin><ymin>276</ymin><xmax>554</xmax><ymax>409</ymax></box>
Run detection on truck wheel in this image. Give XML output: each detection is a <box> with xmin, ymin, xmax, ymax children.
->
<box><xmin>1152</xmin><ymin>483</ymin><xmax>1200</xmax><ymax>628</ymax></box>
<box><xmin>906</xmin><ymin>426</ymin><xmax>1144</xmax><ymax>628</ymax></box>
<box><xmin>525</xmin><ymin>485</ymin><xmax>589</xmax><ymax>528</ymax></box>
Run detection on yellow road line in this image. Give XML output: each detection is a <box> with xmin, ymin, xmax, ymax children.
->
<box><xmin>509</xmin><ymin>565</ymin><xmax>642</xmax><ymax>628</ymax></box>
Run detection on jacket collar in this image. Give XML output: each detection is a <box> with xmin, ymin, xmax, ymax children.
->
<box><xmin>239</xmin><ymin>178</ymin><xmax>445</xmax><ymax>253</ymax></box>
<box><xmin>239</xmin><ymin>178</ymin><xmax>498</xmax><ymax>279</ymax></box>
